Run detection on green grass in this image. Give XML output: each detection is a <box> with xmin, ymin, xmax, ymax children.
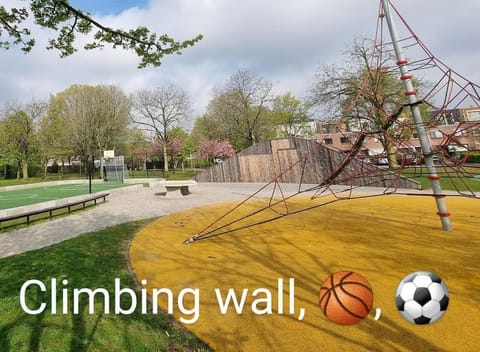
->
<box><xmin>0</xmin><ymin>220</ymin><xmax>210</xmax><ymax>352</ymax></box>
<box><xmin>402</xmin><ymin>165</ymin><xmax>480</xmax><ymax>192</ymax></box>
<box><xmin>129</xmin><ymin>170</ymin><xmax>196</xmax><ymax>180</ymax></box>
<box><xmin>0</xmin><ymin>202</ymin><xmax>105</xmax><ymax>232</ymax></box>
<box><xmin>0</xmin><ymin>174</ymin><xmax>95</xmax><ymax>188</ymax></box>
<box><xmin>0</xmin><ymin>183</ymin><xmax>129</xmax><ymax>210</ymax></box>
<box><xmin>0</xmin><ymin>169</ymin><xmax>197</xmax><ymax>189</ymax></box>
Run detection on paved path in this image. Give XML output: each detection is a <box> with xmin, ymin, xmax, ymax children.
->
<box><xmin>0</xmin><ymin>182</ymin><xmax>459</xmax><ymax>259</ymax></box>
<box><xmin>0</xmin><ymin>183</ymin><xmax>298</xmax><ymax>259</ymax></box>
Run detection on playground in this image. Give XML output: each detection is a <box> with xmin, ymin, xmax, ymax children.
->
<box><xmin>130</xmin><ymin>194</ymin><xmax>480</xmax><ymax>352</ymax></box>
<box><xmin>0</xmin><ymin>0</ymin><xmax>479</xmax><ymax>350</ymax></box>
<box><xmin>0</xmin><ymin>180</ymin><xmax>478</xmax><ymax>351</ymax></box>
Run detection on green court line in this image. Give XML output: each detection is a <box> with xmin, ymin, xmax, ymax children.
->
<box><xmin>0</xmin><ymin>183</ymin><xmax>129</xmax><ymax>210</ymax></box>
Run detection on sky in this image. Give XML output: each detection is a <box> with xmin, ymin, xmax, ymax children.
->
<box><xmin>1</xmin><ymin>0</ymin><xmax>479</xmax><ymax>124</ymax></box>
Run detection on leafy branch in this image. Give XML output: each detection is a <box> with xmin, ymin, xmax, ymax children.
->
<box><xmin>0</xmin><ymin>0</ymin><xmax>203</xmax><ymax>67</ymax></box>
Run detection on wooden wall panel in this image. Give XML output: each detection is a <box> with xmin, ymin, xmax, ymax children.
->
<box><xmin>195</xmin><ymin>138</ymin><xmax>421</xmax><ymax>190</ymax></box>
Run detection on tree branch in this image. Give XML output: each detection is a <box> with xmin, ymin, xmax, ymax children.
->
<box><xmin>1</xmin><ymin>0</ymin><xmax>203</xmax><ymax>67</ymax></box>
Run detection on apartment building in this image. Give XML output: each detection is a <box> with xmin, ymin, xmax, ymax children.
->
<box><xmin>312</xmin><ymin>107</ymin><xmax>480</xmax><ymax>158</ymax></box>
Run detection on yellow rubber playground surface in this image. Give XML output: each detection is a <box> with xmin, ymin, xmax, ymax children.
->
<box><xmin>129</xmin><ymin>195</ymin><xmax>479</xmax><ymax>352</ymax></box>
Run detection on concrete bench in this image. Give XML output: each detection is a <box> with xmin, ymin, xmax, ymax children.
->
<box><xmin>154</xmin><ymin>181</ymin><xmax>197</xmax><ymax>198</ymax></box>
<box><xmin>0</xmin><ymin>193</ymin><xmax>110</xmax><ymax>227</ymax></box>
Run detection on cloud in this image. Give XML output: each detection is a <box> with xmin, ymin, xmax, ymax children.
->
<box><xmin>1</xmin><ymin>0</ymin><xmax>479</xmax><ymax>119</ymax></box>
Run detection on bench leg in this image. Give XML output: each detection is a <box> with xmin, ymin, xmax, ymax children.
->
<box><xmin>180</xmin><ymin>186</ymin><xmax>190</xmax><ymax>196</ymax></box>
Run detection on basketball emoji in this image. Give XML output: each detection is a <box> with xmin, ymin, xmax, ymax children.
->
<box><xmin>319</xmin><ymin>271</ymin><xmax>374</xmax><ymax>325</ymax></box>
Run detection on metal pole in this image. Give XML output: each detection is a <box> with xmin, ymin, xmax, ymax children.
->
<box><xmin>381</xmin><ymin>0</ymin><xmax>452</xmax><ymax>231</ymax></box>
<box><xmin>88</xmin><ymin>154</ymin><xmax>92</xmax><ymax>194</ymax></box>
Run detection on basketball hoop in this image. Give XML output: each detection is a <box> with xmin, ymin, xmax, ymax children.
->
<box><xmin>103</xmin><ymin>150</ymin><xmax>114</xmax><ymax>160</ymax></box>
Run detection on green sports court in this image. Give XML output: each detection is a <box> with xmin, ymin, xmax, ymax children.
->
<box><xmin>0</xmin><ymin>183</ymin><xmax>129</xmax><ymax>210</ymax></box>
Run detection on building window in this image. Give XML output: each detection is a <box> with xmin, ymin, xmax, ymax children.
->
<box><xmin>340</xmin><ymin>137</ymin><xmax>351</xmax><ymax>144</ymax></box>
<box><xmin>323</xmin><ymin>138</ymin><xmax>333</xmax><ymax>145</ymax></box>
<box><xmin>430</xmin><ymin>130</ymin><xmax>443</xmax><ymax>139</ymax></box>
<box><xmin>467</xmin><ymin>110</ymin><xmax>480</xmax><ymax>121</ymax></box>
<box><xmin>321</xmin><ymin>126</ymin><xmax>330</xmax><ymax>133</ymax></box>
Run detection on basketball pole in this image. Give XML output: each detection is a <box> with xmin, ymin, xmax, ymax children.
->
<box><xmin>381</xmin><ymin>0</ymin><xmax>452</xmax><ymax>231</ymax></box>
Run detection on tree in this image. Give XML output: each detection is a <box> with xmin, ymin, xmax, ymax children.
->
<box><xmin>191</xmin><ymin>113</ymin><xmax>225</xmax><ymax>146</ymax></box>
<box><xmin>0</xmin><ymin>120</ymin><xmax>8</xmax><ymax>178</ymax></box>
<box><xmin>0</xmin><ymin>99</ymin><xmax>47</xmax><ymax>179</ymax></box>
<box><xmin>271</xmin><ymin>93</ymin><xmax>311</xmax><ymax>137</ymax></box>
<box><xmin>309</xmin><ymin>37</ymin><xmax>426</xmax><ymax>169</ymax></box>
<box><xmin>161</xmin><ymin>137</ymin><xmax>184</xmax><ymax>170</ymax></box>
<box><xmin>0</xmin><ymin>1</ymin><xmax>202</xmax><ymax>68</ymax></box>
<box><xmin>2</xmin><ymin>110</ymin><xmax>36</xmax><ymax>179</ymax></box>
<box><xmin>197</xmin><ymin>139</ymin><xmax>235</xmax><ymax>162</ymax></box>
<box><xmin>169</xmin><ymin>126</ymin><xmax>195</xmax><ymax>169</ymax></box>
<box><xmin>131</xmin><ymin>85</ymin><xmax>191</xmax><ymax>172</ymax></box>
<box><xmin>117</xmin><ymin>127</ymin><xmax>149</xmax><ymax>171</ymax></box>
<box><xmin>37</xmin><ymin>100</ymin><xmax>73</xmax><ymax>175</ymax></box>
<box><xmin>126</xmin><ymin>128</ymin><xmax>150</xmax><ymax>171</ymax></box>
<box><xmin>48</xmin><ymin>84</ymin><xmax>130</xmax><ymax>176</ymax></box>
<box><xmin>201</xmin><ymin>69</ymin><xmax>275</xmax><ymax>150</ymax></box>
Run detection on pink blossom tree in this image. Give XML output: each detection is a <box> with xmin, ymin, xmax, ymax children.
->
<box><xmin>197</xmin><ymin>139</ymin><xmax>235</xmax><ymax>162</ymax></box>
<box><xmin>133</xmin><ymin>145</ymin><xmax>152</xmax><ymax>170</ymax></box>
<box><xmin>166</xmin><ymin>137</ymin><xmax>184</xmax><ymax>169</ymax></box>
<box><xmin>148</xmin><ymin>137</ymin><xmax>185</xmax><ymax>169</ymax></box>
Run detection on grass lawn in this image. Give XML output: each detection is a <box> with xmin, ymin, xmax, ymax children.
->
<box><xmin>0</xmin><ymin>220</ymin><xmax>210</xmax><ymax>352</ymax></box>
<box><xmin>402</xmin><ymin>165</ymin><xmax>480</xmax><ymax>192</ymax></box>
<box><xmin>129</xmin><ymin>169</ymin><xmax>196</xmax><ymax>180</ymax></box>
<box><xmin>0</xmin><ymin>174</ymin><xmax>93</xmax><ymax>188</ymax></box>
<box><xmin>0</xmin><ymin>202</ymin><xmax>103</xmax><ymax>233</ymax></box>
<box><xmin>0</xmin><ymin>170</ymin><xmax>197</xmax><ymax>189</ymax></box>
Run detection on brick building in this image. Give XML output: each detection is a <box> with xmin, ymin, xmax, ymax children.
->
<box><xmin>312</xmin><ymin>107</ymin><xmax>480</xmax><ymax>159</ymax></box>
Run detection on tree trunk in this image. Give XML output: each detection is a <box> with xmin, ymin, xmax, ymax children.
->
<box><xmin>100</xmin><ymin>150</ymin><xmax>104</xmax><ymax>180</ymax></box>
<box><xmin>163</xmin><ymin>144</ymin><xmax>169</xmax><ymax>172</ymax></box>
<box><xmin>383</xmin><ymin>135</ymin><xmax>399</xmax><ymax>169</ymax></box>
<box><xmin>22</xmin><ymin>162</ymin><xmax>29</xmax><ymax>179</ymax></box>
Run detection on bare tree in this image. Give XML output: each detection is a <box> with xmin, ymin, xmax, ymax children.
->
<box><xmin>131</xmin><ymin>85</ymin><xmax>191</xmax><ymax>172</ymax></box>
<box><xmin>309</xmin><ymin>37</ymin><xmax>425</xmax><ymax>169</ymax></box>
<box><xmin>201</xmin><ymin>69</ymin><xmax>274</xmax><ymax>150</ymax></box>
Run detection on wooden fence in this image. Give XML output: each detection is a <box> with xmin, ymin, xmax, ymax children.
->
<box><xmin>194</xmin><ymin>138</ymin><xmax>421</xmax><ymax>190</ymax></box>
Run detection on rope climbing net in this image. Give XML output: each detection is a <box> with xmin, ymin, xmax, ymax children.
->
<box><xmin>184</xmin><ymin>0</ymin><xmax>480</xmax><ymax>244</ymax></box>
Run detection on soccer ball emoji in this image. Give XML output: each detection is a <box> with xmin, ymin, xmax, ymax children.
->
<box><xmin>395</xmin><ymin>271</ymin><xmax>449</xmax><ymax>325</ymax></box>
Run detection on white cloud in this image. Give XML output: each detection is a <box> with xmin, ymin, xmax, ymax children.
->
<box><xmin>1</xmin><ymin>0</ymin><xmax>479</xmax><ymax>118</ymax></box>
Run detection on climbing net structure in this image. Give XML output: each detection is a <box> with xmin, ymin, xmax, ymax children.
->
<box><xmin>184</xmin><ymin>0</ymin><xmax>480</xmax><ymax>244</ymax></box>
<box><xmin>371</xmin><ymin>1</ymin><xmax>480</xmax><ymax>196</ymax></box>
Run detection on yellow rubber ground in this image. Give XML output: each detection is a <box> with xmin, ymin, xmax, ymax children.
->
<box><xmin>129</xmin><ymin>195</ymin><xmax>479</xmax><ymax>352</ymax></box>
